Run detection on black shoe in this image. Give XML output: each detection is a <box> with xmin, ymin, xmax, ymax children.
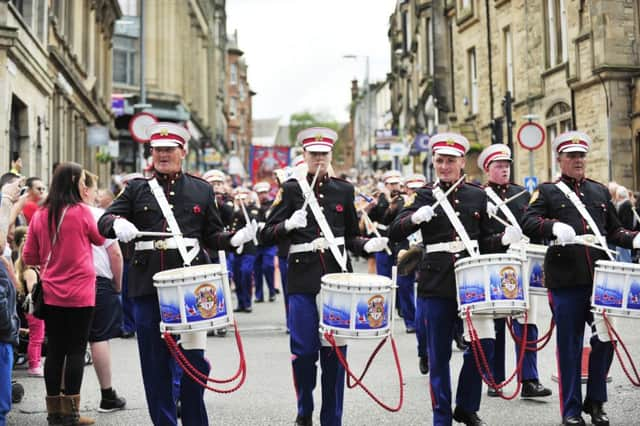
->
<box><xmin>254</xmin><ymin>298</ymin><xmax>264</xmax><ymax>303</ymax></box>
<box><xmin>11</xmin><ymin>381</ymin><xmax>23</xmax><ymax>404</ymax></box>
<box><xmin>418</xmin><ymin>356</ymin><xmax>429</xmax><ymax>375</ymax></box>
<box><xmin>244</xmin><ymin>307</ymin><xmax>253</xmax><ymax>313</ymax></box>
<box><xmin>120</xmin><ymin>331</ymin><xmax>135</xmax><ymax>339</ymax></box>
<box><xmin>269</xmin><ymin>295</ymin><xmax>276</xmax><ymax>302</ymax></box>
<box><xmin>176</xmin><ymin>400</ymin><xmax>181</xmax><ymax>419</ymax></box>
<box><xmin>216</xmin><ymin>327</ymin><xmax>228</xmax><ymax>337</ymax></box>
<box><xmin>454</xmin><ymin>333</ymin><xmax>469</xmax><ymax>351</ymax></box>
<box><xmin>233</xmin><ymin>307</ymin><xmax>246</xmax><ymax>313</ymax></box>
<box><xmin>406</xmin><ymin>327</ymin><xmax>416</xmax><ymax>334</ymax></box>
<box><xmin>98</xmin><ymin>389</ymin><xmax>126</xmax><ymax>413</ymax></box>
<box><xmin>487</xmin><ymin>387</ymin><xmax>502</xmax><ymax>397</ymax></box>
<box><xmin>521</xmin><ymin>380</ymin><xmax>552</xmax><ymax>398</ymax></box>
<box><xmin>295</xmin><ymin>414</ymin><xmax>312</xmax><ymax>426</ymax></box>
<box><xmin>583</xmin><ymin>399</ymin><xmax>609</xmax><ymax>426</ymax></box>
<box><xmin>275</xmin><ymin>288</ymin><xmax>281</xmax><ymax>294</ymax></box>
<box><xmin>452</xmin><ymin>406</ymin><xmax>486</xmax><ymax>425</ymax></box>
<box><xmin>562</xmin><ymin>415</ymin><xmax>586</xmax><ymax>426</ymax></box>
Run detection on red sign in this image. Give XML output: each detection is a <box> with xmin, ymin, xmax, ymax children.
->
<box><xmin>517</xmin><ymin>122</ymin><xmax>545</xmax><ymax>151</ymax></box>
<box><xmin>129</xmin><ymin>112</ymin><xmax>158</xmax><ymax>143</ymax></box>
<box><xmin>249</xmin><ymin>146</ymin><xmax>291</xmax><ymax>187</ymax></box>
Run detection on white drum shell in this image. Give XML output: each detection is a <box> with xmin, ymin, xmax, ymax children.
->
<box><xmin>508</xmin><ymin>243</ymin><xmax>548</xmax><ymax>297</ymax></box>
<box><xmin>592</xmin><ymin>260</ymin><xmax>640</xmax><ymax>319</ymax></box>
<box><xmin>153</xmin><ymin>264</ymin><xmax>233</xmax><ymax>333</ymax></box>
<box><xmin>320</xmin><ymin>273</ymin><xmax>393</xmax><ymax>339</ymax></box>
<box><xmin>455</xmin><ymin>254</ymin><xmax>527</xmax><ymax>318</ymax></box>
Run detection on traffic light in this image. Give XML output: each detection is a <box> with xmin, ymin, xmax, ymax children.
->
<box><xmin>491</xmin><ymin>117</ymin><xmax>503</xmax><ymax>145</ymax></box>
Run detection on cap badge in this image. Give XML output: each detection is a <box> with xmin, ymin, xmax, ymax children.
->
<box><xmin>160</xmin><ymin>128</ymin><xmax>169</xmax><ymax>137</ymax></box>
<box><xmin>315</xmin><ymin>134</ymin><xmax>323</xmax><ymax>141</ymax></box>
<box><xmin>572</xmin><ymin>136</ymin><xmax>581</xmax><ymax>144</ymax></box>
<box><xmin>446</xmin><ymin>138</ymin><xmax>455</xmax><ymax>146</ymax></box>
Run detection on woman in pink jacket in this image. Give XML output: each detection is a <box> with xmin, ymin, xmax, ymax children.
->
<box><xmin>23</xmin><ymin>162</ymin><xmax>105</xmax><ymax>426</ymax></box>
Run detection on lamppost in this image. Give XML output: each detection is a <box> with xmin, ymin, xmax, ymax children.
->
<box><xmin>343</xmin><ymin>54</ymin><xmax>372</xmax><ymax>169</ymax></box>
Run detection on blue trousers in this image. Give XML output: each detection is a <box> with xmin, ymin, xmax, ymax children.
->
<box><xmin>121</xmin><ymin>262</ymin><xmax>136</xmax><ymax>334</ymax></box>
<box><xmin>254</xmin><ymin>246</ymin><xmax>276</xmax><ymax>300</ymax></box>
<box><xmin>279</xmin><ymin>256</ymin><xmax>289</xmax><ymax>330</ymax></box>
<box><xmin>397</xmin><ymin>272</ymin><xmax>415</xmax><ymax>329</ymax></box>
<box><xmin>421</xmin><ymin>297</ymin><xmax>494</xmax><ymax>425</ymax></box>
<box><xmin>232</xmin><ymin>254</ymin><xmax>256</xmax><ymax>310</ymax></box>
<box><xmin>415</xmin><ymin>295</ymin><xmax>427</xmax><ymax>358</ymax></box>
<box><xmin>0</xmin><ymin>343</ymin><xmax>13</xmax><ymax>426</ymax></box>
<box><xmin>549</xmin><ymin>287</ymin><xmax>613</xmax><ymax>419</ymax></box>
<box><xmin>133</xmin><ymin>295</ymin><xmax>210</xmax><ymax>426</ymax></box>
<box><xmin>289</xmin><ymin>294</ymin><xmax>346</xmax><ymax>426</ymax></box>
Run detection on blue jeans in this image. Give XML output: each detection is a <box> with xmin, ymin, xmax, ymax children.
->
<box><xmin>0</xmin><ymin>343</ymin><xmax>12</xmax><ymax>426</ymax></box>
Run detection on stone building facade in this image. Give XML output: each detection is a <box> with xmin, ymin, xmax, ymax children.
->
<box><xmin>0</xmin><ymin>0</ymin><xmax>120</xmax><ymax>184</ymax></box>
<box><xmin>389</xmin><ymin>0</ymin><xmax>640</xmax><ymax>188</ymax></box>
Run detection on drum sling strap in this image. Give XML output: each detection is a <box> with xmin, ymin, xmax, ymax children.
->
<box><xmin>555</xmin><ymin>181</ymin><xmax>614</xmax><ymax>261</ymax></box>
<box><xmin>432</xmin><ymin>184</ymin><xmax>478</xmax><ymax>257</ymax></box>
<box><xmin>295</xmin><ymin>172</ymin><xmax>348</xmax><ymax>272</ymax></box>
<box><xmin>148</xmin><ymin>178</ymin><xmax>200</xmax><ymax>266</ymax></box>
<box><xmin>485</xmin><ymin>187</ymin><xmax>522</xmax><ymax>232</ymax></box>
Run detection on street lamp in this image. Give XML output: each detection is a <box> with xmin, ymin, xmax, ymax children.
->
<box><xmin>343</xmin><ymin>54</ymin><xmax>372</xmax><ymax>170</ymax></box>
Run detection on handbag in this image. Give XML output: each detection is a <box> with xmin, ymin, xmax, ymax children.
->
<box><xmin>24</xmin><ymin>206</ymin><xmax>68</xmax><ymax>319</ymax></box>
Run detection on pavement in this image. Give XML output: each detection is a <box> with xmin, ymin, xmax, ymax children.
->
<box><xmin>8</xmin><ymin>257</ymin><xmax>640</xmax><ymax>425</ymax></box>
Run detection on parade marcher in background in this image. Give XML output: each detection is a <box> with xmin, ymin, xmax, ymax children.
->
<box><xmin>98</xmin><ymin>122</ymin><xmax>257</xmax><ymax>426</ymax></box>
<box><xmin>81</xmin><ymin>171</ymin><xmax>127</xmax><ymax>414</ymax></box>
<box><xmin>253</xmin><ymin>181</ymin><xmax>277</xmax><ymax>303</ymax></box>
<box><xmin>613</xmin><ymin>186</ymin><xmax>633</xmax><ymax>262</ymax></box>
<box><xmin>522</xmin><ymin>131</ymin><xmax>640</xmax><ymax>426</ymax></box>
<box><xmin>23</xmin><ymin>163</ymin><xmax>106</xmax><ymax>426</ymax></box>
<box><xmin>96</xmin><ymin>188</ymin><xmax>114</xmax><ymax>210</ymax></box>
<box><xmin>477</xmin><ymin>144</ymin><xmax>552</xmax><ymax>399</ymax></box>
<box><xmin>260</xmin><ymin>127</ymin><xmax>388</xmax><ymax>426</ymax></box>
<box><xmin>390</xmin><ymin>133</ymin><xmax>514</xmax><ymax>425</ymax></box>
<box><xmin>230</xmin><ymin>187</ymin><xmax>259</xmax><ymax>313</ymax></box>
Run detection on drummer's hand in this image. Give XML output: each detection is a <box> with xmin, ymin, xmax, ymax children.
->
<box><xmin>552</xmin><ymin>222</ymin><xmax>576</xmax><ymax>245</ymax></box>
<box><xmin>113</xmin><ymin>218</ymin><xmax>139</xmax><ymax>243</ymax></box>
<box><xmin>487</xmin><ymin>202</ymin><xmax>498</xmax><ymax>217</ymax></box>
<box><xmin>284</xmin><ymin>209</ymin><xmax>307</xmax><ymax>231</ymax></box>
<box><xmin>501</xmin><ymin>226</ymin><xmax>523</xmax><ymax>246</ymax></box>
<box><xmin>633</xmin><ymin>233</ymin><xmax>640</xmax><ymax>249</ymax></box>
<box><xmin>411</xmin><ymin>205</ymin><xmax>434</xmax><ymax>224</ymax></box>
<box><xmin>364</xmin><ymin>237</ymin><xmax>389</xmax><ymax>253</ymax></box>
<box><xmin>231</xmin><ymin>220</ymin><xmax>258</xmax><ymax>247</ymax></box>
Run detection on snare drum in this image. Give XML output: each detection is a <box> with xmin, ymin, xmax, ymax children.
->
<box><xmin>508</xmin><ymin>243</ymin><xmax>548</xmax><ymax>296</ymax></box>
<box><xmin>455</xmin><ymin>254</ymin><xmax>526</xmax><ymax>317</ymax></box>
<box><xmin>153</xmin><ymin>264</ymin><xmax>233</xmax><ymax>333</ymax></box>
<box><xmin>592</xmin><ymin>260</ymin><xmax>640</xmax><ymax>319</ymax></box>
<box><xmin>320</xmin><ymin>273</ymin><xmax>393</xmax><ymax>339</ymax></box>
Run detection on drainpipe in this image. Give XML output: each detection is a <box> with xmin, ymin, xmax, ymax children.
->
<box><xmin>485</xmin><ymin>0</ymin><xmax>495</xmax><ymax>120</ymax></box>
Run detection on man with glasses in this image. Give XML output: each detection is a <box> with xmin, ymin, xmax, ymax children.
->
<box><xmin>21</xmin><ymin>177</ymin><xmax>46</xmax><ymax>224</ymax></box>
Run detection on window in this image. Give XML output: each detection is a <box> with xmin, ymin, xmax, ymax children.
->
<box><xmin>118</xmin><ymin>0</ymin><xmax>138</xmax><ymax>16</ymax></box>
<box><xmin>239</xmin><ymin>83</ymin><xmax>245</xmax><ymax>101</ymax></box>
<box><xmin>402</xmin><ymin>10</ymin><xmax>411</xmax><ymax>52</ymax></box>
<box><xmin>113</xmin><ymin>37</ymin><xmax>137</xmax><ymax>85</ymax></box>
<box><xmin>546</xmin><ymin>0</ymin><xmax>568</xmax><ymax>67</ymax></box>
<box><xmin>460</xmin><ymin>0</ymin><xmax>472</xmax><ymax>11</ymax></box>
<box><xmin>230</xmin><ymin>133</ymin><xmax>238</xmax><ymax>152</ymax></box>
<box><xmin>468</xmin><ymin>48</ymin><xmax>478</xmax><ymax>115</ymax></box>
<box><xmin>426</xmin><ymin>17</ymin><xmax>434</xmax><ymax>76</ymax></box>
<box><xmin>229</xmin><ymin>97</ymin><xmax>237</xmax><ymax>119</ymax></box>
<box><xmin>230</xmin><ymin>63</ymin><xmax>238</xmax><ymax>85</ymax></box>
<box><xmin>503</xmin><ymin>26</ymin><xmax>515</xmax><ymax>98</ymax></box>
<box><xmin>545</xmin><ymin>102</ymin><xmax>572</xmax><ymax>179</ymax></box>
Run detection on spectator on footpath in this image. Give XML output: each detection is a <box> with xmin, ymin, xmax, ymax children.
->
<box><xmin>21</xmin><ymin>177</ymin><xmax>47</xmax><ymax>225</ymax></box>
<box><xmin>80</xmin><ymin>171</ymin><xmax>126</xmax><ymax>413</ymax></box>
<box><xmin>95</xmin><ymin>189</ymin><xmax>114</xmax><ymax>210</ymax></box>
<box><xmin>9</xmin><ymin>153</ymin><xmax>22</xmax><ymax>177</ymax></box>
<box><xmin>23</xmin><ymin>162</ymin><xmax>105</xmax><ymax>426</ymax></box>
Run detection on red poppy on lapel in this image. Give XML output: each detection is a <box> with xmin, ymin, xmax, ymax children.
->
<box><xmin>193</xmin><ymin>204</ymin><xmax>202</xmax><ymax>214</ymax></box>
<box><xmin>336</xmin><ymin>204</ymin><xmax>343</xmax><ymax>212</ymax></box>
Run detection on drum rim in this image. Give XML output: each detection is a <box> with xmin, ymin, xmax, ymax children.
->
<box><xmin>321</xmin><ymin>272</ymin><xmax>392</xmax><ymax>288</ymax></box>
<box><xmin>454</xmin><ymin>253</ymin><xmax>523</xmax><ymax>267</ymax></box>
<box><xmin>594</xmin><ymin>259</ymin><xmax>640</xmax><ymax>271</ymax></box>
<box><xmin>153</xmin><ymin>264</ymin><xmax>225</xmax><ymax>281</ymax></box>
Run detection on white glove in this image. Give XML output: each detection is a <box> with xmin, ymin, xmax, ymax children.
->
<box><xmin>230</xmin><ymin>220</ymin><xmax>258</xmax><ymax>247</ymax></box>
<box><xmin>501</xmin><ymin>226</ymin><xmax>523</xmax><ymax>246</ymax></box>
<box><xmin>552</xmin><ymin>222</ymin><xmax>576</xmax><ymax>245</ymax></box>
<box><xmin>633</xmin><ymin>233</ymin><xmax>640</xmax><ymax>249</ymax></box>
<box><xmin>113</xmin><ymin>218</ymin><xmax>139</xmax><ymax>243</ymax></box>
<box><xmin>487</xmin><ymin>202</ymin><xmax>498</xmax><ymax>217</ymax></box>
<box><xmin>284</xmin><ymin>209</ymin><xmax>307</xmax><ymax>231</ymax></box>
<box><xmin>364</xmin><ymin>237</ymin><xmax>389</xmax><ymax>253</ymax></box>
<box><xmin>411</xmin><ymin>205</ymin><xmax>434</xmax><ymax>224</ymax></box>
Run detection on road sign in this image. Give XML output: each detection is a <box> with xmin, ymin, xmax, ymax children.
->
<box><xmin>517</xmin><ymin>122</ymin><xmax>545</xmax><ymax>151</ymax></box>
<box><xmin>129</xmin><ymin>112</ymin><xmax>158</xmax><ymax>143</ymax></box>
<box><xmin>524</xmin><ymin>176</ymin><xmax>538</xmax><ymax>193</ymax></box>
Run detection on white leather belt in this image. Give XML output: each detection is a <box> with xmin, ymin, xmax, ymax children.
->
<box><xmin>289</xmin><ymin>237</ymin><xmax>345</xmax><ymax>254</ymax></box>
<box><xmin>135</xmin><ymin>237</ymin><xmax>199</xmax><ymax>251</ymax></box>
<box><xmin>549</xmin><ymin>234</ymin><xmax>597</xmax><ymax>247</ymax></box>
<box><xmin>426</xmin><ymin>240</ymin><xmax>478</xmax><ymax>254</ymax></box>
<box><xmin>376</xmin><ymin>223</ymin><xmax>388</xmax><ymax>231</ymax></box>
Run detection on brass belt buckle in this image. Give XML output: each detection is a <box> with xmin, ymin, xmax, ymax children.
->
<box><xmin>451</xmin><ymin>241</ymin><xmax>464</xmax><ymax>252</ymax></box>
<box><xmin>154</xmin><ymin>239</ymin><xmax>168</xmax><ymax>250</ymax></box>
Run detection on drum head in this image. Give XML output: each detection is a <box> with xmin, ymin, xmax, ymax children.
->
<box><xmin>154</xmin><ymin>264</ymin><xmax>224</xmax><ymax>282</ymax></box>
<box><xmin>322</xmin><ymin>273</ymin><xmax>392</xmax><ymax>288</ymax></box>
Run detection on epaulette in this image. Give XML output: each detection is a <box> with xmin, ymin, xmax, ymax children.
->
<box><xmin>465</xmin><ymin>181</ymin><xmax>484</xmax><ymax>189</ymax></box>
<box><xmin>510</xmin><ymin>183</ymin><xmax>526</xmax><ymax>190</ymax></box>
<box><xmin>585</xmin><ymin>177</ymin><xmax>606</xmax><ymax>188</ymax></box>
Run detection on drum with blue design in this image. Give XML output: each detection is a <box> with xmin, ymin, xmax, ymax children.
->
<box><xmin>455</xmin><ymin>253</ymin><xmax>526</xmax><ymax>318</ymax></box>
<box><xmin>508</xmin><ymin>243</ymin><xmax>548</xmax><ymax>297</ymax></box>
<box><xmin>320</xmin><ymin>273</ymin><xmax>393</xmax><ymax>339</ymax></box>
<box><xmin>153</xmin><ymin>264</ymin><xmax>234</xmax><ymax>333</ymax></box>
<box><xmin>592</xmin><ymin>260</ymin><xmax>640</xmax><ymax>319</ymax></box>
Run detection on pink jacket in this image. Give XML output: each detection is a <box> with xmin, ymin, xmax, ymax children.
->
<box><xmin>23</xmin><ymin>204</ymin><xmax>105</xmax><ymax>307</ymax></box>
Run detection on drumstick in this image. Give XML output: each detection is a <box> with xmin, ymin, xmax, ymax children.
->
<box><xmin>360</xmin><ymin>208</ymin><xmax>392</xmax><ymax>255</ymax></box>
<box><xmin>492</xmin><ymin>189</ymin><xmax>528</xmax><ymax>209</ymax></box>
<box><xmin>301</xmin><ymin>166</ymin><xmax>322</xmax><ymax>212</ymax></box>
<box><xmin>137</xmin><ymin>231</ymin><xmax>182</xmax><ymax>238</ymax></box>
<box><xmin>488</xmin><ymin>212</ymin><xmax>530</xmax><ymax>244</ymax></box>
<box><xmin>239</xmin><ymin>199</ymin><xmax>259</xmax><ymax>245</ymax></box>
<box><xmin>431</xmin><ymin>174</ymin><xmax>466</xmax><ymax>211</ymax></box>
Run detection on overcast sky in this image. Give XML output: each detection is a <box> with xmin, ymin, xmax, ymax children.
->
<box><xmin>226</xmin><ymin>0</ymin><xmax>397</xmax><ymax>124</ymax></box>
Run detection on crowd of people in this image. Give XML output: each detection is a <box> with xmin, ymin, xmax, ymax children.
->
<box><xmin>0</xmin><ymin>122</ymin><xmax>638</xmax><ymax>426</ymax></box>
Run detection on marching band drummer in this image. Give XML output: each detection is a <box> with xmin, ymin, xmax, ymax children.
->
<box><xmin>260</xmin><ymin>127</ymin><xmax>389</xmax><ymax>426</ymax></box>
<box><xmin>522</xmin><ymin>131</ymin><xmax>640</xmax><ymax>426</ymax></box>
<box><xmin>476</xmin><ymin>144</ymin><xmax>552</xmax><ymax>399</ymax></box>
<box><xmin>98</xmin><ymin>122</ymin><xmax>258</xmax><ymax>426</ymax></box>
<box><xmin>389</xmin><ymin>133</ymin><xmax>520</xmax><ymax>426</ymax></box>
<box><xmin>253</xmin><ymin>181</ymin><xmax>278</xmax><ymax>303</ymax></box>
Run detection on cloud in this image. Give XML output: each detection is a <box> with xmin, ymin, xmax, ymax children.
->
<box><xmin>227</xmin><ymin>0</ymin><xmax>396</xmax><ymax>123</ymax></box>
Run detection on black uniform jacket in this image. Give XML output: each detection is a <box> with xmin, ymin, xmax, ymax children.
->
<box><xmin>484</xmin><ymin>182</ymin><xmax>532</xmax><ymax>254</ymax></box>
<box><xmin>98</xmin><ymin>172</ymin><xmax>234</xmax><ymax>298</ymax></box>
<box><xmin>260</xmin><ymin>173</ymin><xmax>367</xmax><ymax>295</ymax></box>
<box><xmin>215</xmin><ymin>194</ymin><xmax>235</xmax><ymax>231</ymax></box>
<box><xmin>230</xmin><ymin>202</ymin><xmax>260</xmax><ymax>255</ymax></box>
<box><xmin>389</xmin><ymin>181</ymin><xmax>493</xmax><ymax>300</ymax></box>
<box><xmin>369</xmin><ymin>193</ymin><xmax>408</xmax><ymax>255</ymax></box>
<box><xmin>521</xmin><ymin>175</ymin><xmax>637</xmax><ymax>289</ymax></box>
